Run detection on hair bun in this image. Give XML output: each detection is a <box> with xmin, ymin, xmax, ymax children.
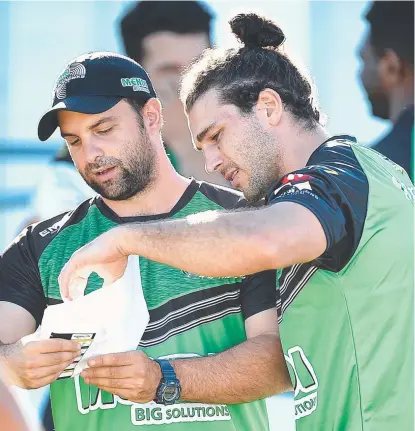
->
<box><xmin>230</xmin><ymin>13</ymin><xmax>285</xmax><ymax>49</ymax></box>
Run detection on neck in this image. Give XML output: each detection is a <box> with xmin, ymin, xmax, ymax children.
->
<box><xmin>279</xmin><ymin>121</ymin><xmax>331</xmax><ymax>177</ymax></box>
<box><xmin>389</xmin><ymin>83</ymin><xmax>414</xmax><ymax>124</ymax></box>
<box><xmin>102</xmin><ymin>150</ymin><xmax>191</xmax><ymax>218</ymax></box>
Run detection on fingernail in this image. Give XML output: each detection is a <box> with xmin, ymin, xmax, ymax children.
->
<box><xmin>89</xmin><ymin>359</ymin><xmax>95</xmax><ymax>366</ymax></box>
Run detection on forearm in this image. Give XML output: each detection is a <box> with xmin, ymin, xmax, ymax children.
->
<box><xmin>0</xmin><ymin>342</ymin><xmax>21</xmax><ymax>385</ymax></box>
<box><xmin>170</xmin><ymin>334</ymin><xmax>292</xmax><ymax>404</ymax></box>
<box><xmin>0</xmin><ymin>342</ymin><xmax>20</xmax><ymax>358</ymax></box>
<box><xmin>120</xmin><ymin>208</ymin><xmax>276</xmax><ymax>277</ymax></box>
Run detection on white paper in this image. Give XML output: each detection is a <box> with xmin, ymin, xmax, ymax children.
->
<box><xmin>22</xmin><ymin>256</ymin><xmax>149</xmax><ymax>379</ymax></box>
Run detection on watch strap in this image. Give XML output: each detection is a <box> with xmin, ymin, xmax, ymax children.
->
<box><xmin>155</xmin><ymin>359</ymin><xmax>177</xmax><ymax>380</ymax></box>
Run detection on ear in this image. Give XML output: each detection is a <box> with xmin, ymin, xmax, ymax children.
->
<box><xmin>378</xmin><ymin>49</ymin><xmax>404</xmax><ymax>90</ymax></box>
<box><xmin>255</xmin><ymin>88</ymin><xmax>283</xmax><ymax>126</ymax></box>
<box><xmin>142</xmin><ymin>98</ymin><xmax>164</xmax><ymax>134</ymax></box>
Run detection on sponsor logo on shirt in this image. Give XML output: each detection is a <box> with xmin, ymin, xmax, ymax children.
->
<box><xmin>285</xmin><ymin>346</ymin><xmax>318</xmax><ymax>420</ymax></box>
<box><xmin>281</xmin><ymin>173</ymin><xmax>313</xmax><ymax>185</ymax></box>
<box><xmin>274</xmin><ymin>173</ymin><xmax>314</xmax><ymax>197</ymax></box>
<box><xmin>39</xmin><ymin>220</ymin><xmax>63</xmax><ymax>237</ymax></box>
<box><xmin>392</xmin><ymin>176</ymin><xmax>415</xmax><ymax>203</ymax></box>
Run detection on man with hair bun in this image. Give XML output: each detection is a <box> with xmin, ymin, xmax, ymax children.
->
<box><xmin>60</xmin><ymin>13</ymin><xmax>414</xmax><ymax>431</ymax></box>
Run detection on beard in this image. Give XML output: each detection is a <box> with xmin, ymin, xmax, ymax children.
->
<box><xmin>368</xmin><ymin>90</ymin><xmax>390</xmax><ymax>120</ymax></box>
<box><xmin>239</xmin><ymin>119</ymin><xmax>282</xmax><ymax>202</ymax></box>
<box><xmin>81</xmin><ymin>128</ymin><xmax>157</xmax><ymax>201</ymax></box>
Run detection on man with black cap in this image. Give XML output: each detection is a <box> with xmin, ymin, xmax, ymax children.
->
<box><xmin>0</xmin><ymin>52</ymin><xmax>288</xmax><ymax>430</ymax></box>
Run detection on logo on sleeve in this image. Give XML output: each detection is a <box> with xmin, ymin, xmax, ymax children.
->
<box><xmin>274</xmin><ymin>173</ymin><xmax>313</xmax><ymax>196</ymax></box>
<box><xmin>281</xmin><ymin>173</ymin><xmax>313</xmax><ymax>185</ymax></box>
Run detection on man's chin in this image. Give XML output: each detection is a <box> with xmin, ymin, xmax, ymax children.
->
<box><xmin>369</xmin><ymin>95</ymin><xmax>389</xmax><ymax>120</ymax></box>
<box><xmin>242</xmin><ymin>189</ymin><xmax>264</xmax><ymax>203</ymax></box>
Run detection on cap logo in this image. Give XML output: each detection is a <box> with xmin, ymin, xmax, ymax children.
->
<box><xmin>55</xmin><ymin>63</ymin><xmax>86</xmax><ymax>100</ymax></box>
<box><xmin>121</xmin><ymin>77</ymin><xmax>150</xmax><ymax>93</ymax></box>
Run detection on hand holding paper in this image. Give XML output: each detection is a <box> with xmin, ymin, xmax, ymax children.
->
<box><xmin>3</xmin><ymin>339</ymin><xmax>80</xmax><ymax>389</ymax></box>
<box><xmin>81</xmin><ymin>350</ymin><xmax>162</xmax><ymax>404</ymax></box>
<box><xmin>58</xmin><ymin>226</ymin><xmax>128</xmax><ymax>301</ymax></box>
<box><xmin>24</xmin><ymin>256</ymin><xmax>149</xmax><ymax>381</ymax></box>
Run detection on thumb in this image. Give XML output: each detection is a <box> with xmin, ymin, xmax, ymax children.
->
<box><xmin>58</xmin><ymin>256</ymin><xmax>91</xmax><ymax>301</ymax></box>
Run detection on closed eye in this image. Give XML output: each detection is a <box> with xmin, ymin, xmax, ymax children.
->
<box><xmin>97</xmin><ymin>127</ymin><xmax>113</xmax><ymax>136</ymax></box>
<box><xmin>67</xmin><ymin>138</ymin><xmax>80</xmax><ymax>147</ymax></box>
<box><xmin>211</xmin><ymin>131</ymin><xmax>222</xmax><ymax>143</ymax></box>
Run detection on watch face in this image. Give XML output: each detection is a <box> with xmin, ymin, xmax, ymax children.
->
<box><xmin>163</xmin><ymin>384</ymin><xmax>179</xmax><ymax>402</ymax></box>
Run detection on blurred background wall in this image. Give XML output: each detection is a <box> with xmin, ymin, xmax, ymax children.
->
<box><xmin>0</xmin><ymin>0</ymin><xmax>388</xmax><ymax>251</ymax></box>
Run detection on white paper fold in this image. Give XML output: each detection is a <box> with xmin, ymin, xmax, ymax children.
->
<box><xmin>22</xmin><ymin>255</ymin><xmax>149</xmax><ymax>378</ymax></box>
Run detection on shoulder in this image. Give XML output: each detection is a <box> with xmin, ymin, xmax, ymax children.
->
<box><xmin>4</xmin><ymin>198</ymin><xmax>95</xmax><ymax>261</ymax></box>
<box><xmin>196</xmin><ymin>180</ymin><xmax>263</xmax><ymax>210</ymax></box>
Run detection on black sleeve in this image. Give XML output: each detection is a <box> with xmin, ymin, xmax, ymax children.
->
<box><xmin>0</xmin><ymin>227</ymin><xmax>47</xmax><ymax>327</ymax></box>
<box><xmin>267</xmin><ymin>156</ymin><xmax>368</xmax><ymax>272</ymax></box>
<box><xmin>240</xmin><ymin>270</ymin><xmax>277</xmax><ymax>320</ymax></box>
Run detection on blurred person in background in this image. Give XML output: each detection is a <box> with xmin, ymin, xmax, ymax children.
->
<box><xmin>359</xmin><ymin>1</ymin><xmax>414</xmax><ymax>181</ymax></box>
<box><xmin>120</xmin><ymin>0</ymin><xmax>227</xmax><ymax>186</ymax></box>
<box><xmin>21</xmin><ymin>144</ymin><xmax>94</xmax><ymax>231</ymax></box>
<box><xmin>30</xmin><ymin>145</ymin><xmax>94</xmax><ymax>222</ymax></box>
<box><xmin>0</xmin><ymin>52</ymin><xmax>287</xmax><ymax>431</ymax></box>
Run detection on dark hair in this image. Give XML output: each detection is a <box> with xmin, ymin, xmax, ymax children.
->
<box><xmin>124</xmin><ymin>97</ymin><xmax>145</xmax><ymax>128</ymax></box>
<box><xmin>366</xmin><ymin>1</ymin><xmax>414</xmax><ymax>69</ymax></box>
<box><xmin>181</xmin><ymin>13</ymin><xmax>321</xmax><ymax>129</ymax></box>
<box><xmin>120</xmin><ymin>1</ymin><xmax>214</xmax><ymax>63</ymax></box>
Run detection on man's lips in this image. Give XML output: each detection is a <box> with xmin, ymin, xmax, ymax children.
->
<box><xmin>90</xmin><ymin>166</ymin><xmax>118</xmax><ymax>181</ymax></box>
<box><xmin>92</xmin><ymin>166</ymin><xmax>116</xmax><ymax>176</ymax></box>
<box><xmin>224</xmin><ymin>169</ymin><xmax>239</xmax><ymax>182</ymax></box>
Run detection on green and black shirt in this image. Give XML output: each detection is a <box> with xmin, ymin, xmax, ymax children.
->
<box><xmin>0</xmin><ymin>180</ymin><xmax>276</xmax><ymax>431</ymax></box>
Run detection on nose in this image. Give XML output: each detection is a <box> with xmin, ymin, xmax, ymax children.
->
<box><xmin>83</xmin><ymin>135</ymin><xmax>105</xmax><ymax>163</ymax></box>
<box><xmin>203</xmin><ymin>145</ymin><xmax>223</xmax><ymax>175</ymax></box>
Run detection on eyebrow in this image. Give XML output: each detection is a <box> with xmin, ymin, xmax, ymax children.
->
<box><xmin>157</xmin><ymin>63</ymin><xmax>182</xmax><ymax>73</ymax></box>
<box><xmin>196</xmin><ymin>121</ymin><xmax>218</xmax><ymax>146</ymax></box>
<box><xmin>60</xmin><ymin>116</ymin><xmax>118</xmax><ymax>138</ymax></box>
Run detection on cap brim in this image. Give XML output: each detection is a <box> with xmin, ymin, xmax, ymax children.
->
<box><xmin>37</xmin><ymin>95</ymin><xmax>122</xmax><ymax>141</ymax></box>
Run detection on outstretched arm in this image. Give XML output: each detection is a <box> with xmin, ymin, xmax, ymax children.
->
<box><xmin>59</xmin><ymin>202</ymin><xmax>326</xmax><ymax>299</ymax></box>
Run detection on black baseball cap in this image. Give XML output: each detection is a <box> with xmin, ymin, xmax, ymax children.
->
<box><xmin>38</xmin><ymin>51</ymin><xmax>157</xmax><ymax>141</ymax></box>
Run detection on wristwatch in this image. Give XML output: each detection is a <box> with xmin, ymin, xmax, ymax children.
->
<box><xmin>154</xmin><ymin>359</ymin><xmax>182</xmax><ymax>405</ymax></box>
